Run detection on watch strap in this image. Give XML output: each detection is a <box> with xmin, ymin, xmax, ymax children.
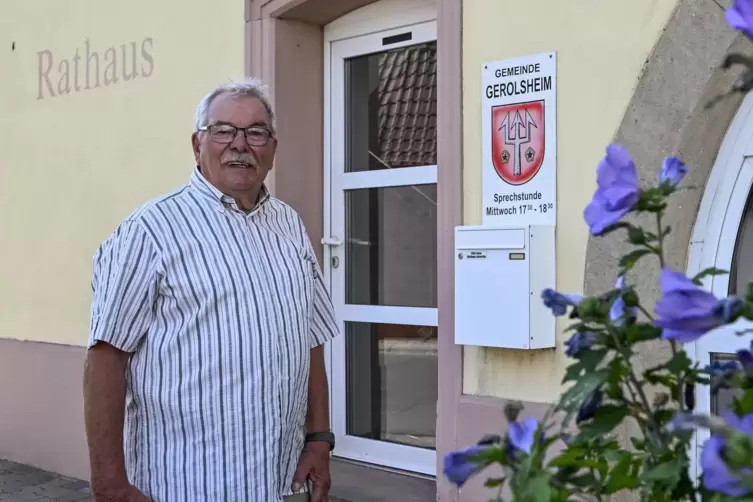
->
<box><xmin>305</xmin><ymin>431</ymin><xmax>335</xmax><ymax>451</ymax></box>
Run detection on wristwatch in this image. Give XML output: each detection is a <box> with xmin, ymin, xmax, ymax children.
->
<box><xmin>305</xmin><ymin>431</ymin><xmax>335</xmax><ymax>452</ymax></box>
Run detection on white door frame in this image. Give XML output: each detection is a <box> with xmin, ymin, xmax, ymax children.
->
<box><xmin>321</xmin><ymin>0</ymin><xmax>439</xmax><ymax>476</ymax></box>
<box><xmin>685</xmin><ymin>90</ymin><xmax>753</xmax><ymax>479</ymax></box>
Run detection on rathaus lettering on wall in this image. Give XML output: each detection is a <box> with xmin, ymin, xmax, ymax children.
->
<box><xmin>37</xmin><ymin>38</ymin><xmax>154</xmax><ymax>100</ymax></box>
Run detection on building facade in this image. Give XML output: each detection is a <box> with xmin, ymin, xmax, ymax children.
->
<box><xmin>0</xmin><ymin>0</ymin><xmax>750</xmax><ymax>500</ymax></box>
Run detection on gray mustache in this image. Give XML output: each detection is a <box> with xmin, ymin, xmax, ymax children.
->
<box><xmin>223</xmin><ymin>154</ymin><xmax>257</xmax><ymax>166</ymax></box>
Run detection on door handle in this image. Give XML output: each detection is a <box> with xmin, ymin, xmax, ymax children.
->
<box><xmin>321</xmin><ymin>236</ymin><xmax>343</xmax><ymax>247</ymax></box>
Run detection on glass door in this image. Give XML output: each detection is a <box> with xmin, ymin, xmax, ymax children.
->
<box><xmin>692</xmin><ymin>158</ymin><xmax>753</xmax><ymax>478</ymax></box>
<box><xmin>324</xmin><ymin>21</ymin><xmax>438</xmax><ymax>475</ymax></box>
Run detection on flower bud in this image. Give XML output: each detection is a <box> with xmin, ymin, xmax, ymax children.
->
<box><xmin>623</xmin><ymin>290</ymin><xmax>639</xmax><ymax>308</ymax></box>
<box><xmin>503</xmin><ymin>401</ymin><xmax>524</xmax><ymax>423</ymax></box>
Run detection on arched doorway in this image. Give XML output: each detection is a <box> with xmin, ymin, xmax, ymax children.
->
<box><xmin>686</xmin><ymin>90</ymin><xmax>753</xmax><ymax>477</ymax></box>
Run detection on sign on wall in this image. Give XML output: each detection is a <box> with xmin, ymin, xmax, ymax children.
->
<box><xmin>481</xmin><ymin>52</ymin><xmax>557</xmax><ymax>226</ymax></box>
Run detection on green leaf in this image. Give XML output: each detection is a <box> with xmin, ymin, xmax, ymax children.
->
<box><xmin>619</xmin><ymin>249</ymin><xmax>652</xmax><ymax>271</ymax></box>
<box><xmin>521</xmin><ymin>475</ymin><xmax>553</xmax><ymax>502</ymax></box>
<box><xmin>566</xmin><ymin>473</ymin><xmax>599</xmax><ymax>488</ymax></box>
<box><xmin>630</xmin><ymin>437</ymin><xmax>645</xmax><ymax>450</ymax></box>
<box><xmin>484</xmin><ymin>477</ymin><xmax>506</xmax><ymax>488</ymax></box>
<box><xmin>562</xmin><ymin>361</ymin><xmax>585</xmax><ymax>384</ymax></box>
<box><xmin>625</xmin><ymin>324</ymin><xmax>662</xmax><ymax>344</ymax></box>
<box><xmin>597</xmin><ymin>221</ymin><xmax>633</xmax><ymax>235</ymax></box>
<box><xmin>548</xmin><ymin>447</ymin><xmax>586</xmax><ymax>468</ymax></box>
<box><xmin>641</xmin><ymin>460</ymin><xmax>682</xmax><ymax>483</ymax></box>
<box><xmin>627</xmin><ymin>226</ymin><xmax>646</xmax><ymax>245</ymax></box>
<box><xmin>579</xmin><ymin>348</ymin><xmax>609</xmax><ymax>369</ymax></box>
<box><xmin>604</xmin><ymin>453</ymin><xmax>640</xmax><ymax>494</ymax></box>
<box><xmin>664</xmin><ymin>350</ymin><xmax>693</xmax><ymax>373</ymax></box>
<box><xmin>578</xmin><ymin>405</ymin><xmax>629</xmax><ymax>439</ymax></box>
<box><xmin>556</xmin><ymin>370</ymin><xmax>610</xmax><ymax>414</ymax></box>
<box><xmin>693</xmin><ymin>267</ymin><xmax>729</xmax><ymax>285</ymax></box>
<box><xmin>735</xmin><ymin>390</ymin><xmax>753</xmax><ymax>415</ymax></box>
<box><xmin>562</xmin><ymin>349</ymin><xmax>609</xmax><ymax>384</ymax></box>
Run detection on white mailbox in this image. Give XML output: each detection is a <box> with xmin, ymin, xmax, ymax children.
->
<box><xmin>454</xmin><ymin>225</ymin><xmax>556</xmax><ymax>350</ymax></box>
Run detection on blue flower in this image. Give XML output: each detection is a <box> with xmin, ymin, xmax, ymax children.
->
<box><xmin>704</xmin><ymin>360</ymin><xmax>740</xmax><ymax>392</ymax></box>
<box><xmin>714</xmin><ymin>297</ymin><xmax>744</xmax><ymax>324</ymax></box>
<box><xmin>508</xmin><ymin>417</ymin><xmax>540</xmax><ymax>454</ymax></box>
<box><xmin>564</xmin><ymin>331</ymin><xmax>598</xmax><ymax>357</ymax></box>
<box><xmin>443</xmin><ymin>445</ymin><xmax>489</xmax><ymax>487</ymax></box>
<box><xmin>504</xmin><ymin>417</ymin><xmax>544</xmax><ymax>467</ymax></box>
<box><xmin>658</xmin><ymin>157</ymin><xmax>688</xmax><ymax>187</ymax></box>
<box><xmin>541</xmin><ymin>288</ymin><xmax>583</xmax><ymax>316</ymax></box>
<box><xmin>609</xmin><ymin>275</ymin><xmax>636</xmax><ymax>326</ymax></box>
<box><xmin>737</xmin><ymin>341</ymin><xmax>753</xmax><ymax>375</ymax></box>
<box><xmin>654</xmin><ymin>268</ymin><xmax>738</xmax><ymax>343</ymax></box>
<box><xmin>704</xmin><ymin>360</ymin><xmax>740</xmax><ymax>377</ymax></box>
<box><xmin>577</xmin><ymin>389</ymin><xmax>603</xmax><ymax>424</ymax></box>
<box><xmin>702</xmin><ymin>412</ymin><xmax>753</xmax><ymax>496</ymax></box>
<box><xmin>726</xmin><ymin>0</ymin><xmax>753</xmax><ymax>41</ymax></box>
<box><xmin>583</xmin><ymin>144</ymin><xmax>640</xmax><ymax>235</ymax></box>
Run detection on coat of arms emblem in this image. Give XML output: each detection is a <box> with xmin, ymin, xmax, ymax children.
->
<box><xmin>491</xmin><ymin>100</ymin><xmax>545</xmax><ymax>186</ymax></box>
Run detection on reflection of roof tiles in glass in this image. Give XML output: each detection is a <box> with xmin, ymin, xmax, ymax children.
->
<box><xmin>377</xmin><ymin>42</ymin><xmax>437</xmax><ymax>169</ymax></box>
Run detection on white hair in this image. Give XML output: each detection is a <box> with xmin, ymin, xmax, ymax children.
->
<box><xmin>194</xmin><ymin>77</ymin><xmax>276</xmax><ymax>134</ymax></box>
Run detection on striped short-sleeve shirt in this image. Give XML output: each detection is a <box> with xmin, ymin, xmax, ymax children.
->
<box><xmin>88</xmin><ymin>167</ymin><xmax>340</xmax><ymax>502</ymax></box>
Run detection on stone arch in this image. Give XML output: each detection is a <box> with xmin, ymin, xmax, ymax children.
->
<box><xmin>583</xmin><ymin>0</ymin><xmax>751</xmax><ymax>371</ymax></box>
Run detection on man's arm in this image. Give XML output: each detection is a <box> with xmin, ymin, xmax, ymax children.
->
<box><xmin>84</xmin><ymin>220</ymin><xmax>159</xmax><ymax>499</ymax></box>
<box><xmin>293</xmin><ymin>235</ymin><xmax>340</xmax><ymax>500</ymax></box>
<box><xmin>306</xmin><ymin>345</ymin><xmax>330</xmax><ymax>434</ymax></box>
<box><xmin>83</xmin><ymin>343</ymin><xmax>131</xmax><ymax>493</ymax></box>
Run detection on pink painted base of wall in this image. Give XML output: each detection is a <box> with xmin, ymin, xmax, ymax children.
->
<box><xmin>0</xmin><ymin>339</ymin><xmax>89</xmax><ymax>480</ymax></box>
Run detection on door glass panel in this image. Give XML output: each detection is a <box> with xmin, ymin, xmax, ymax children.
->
<box><xmin>729</xmin><ymin>187</ymin><xmax>753</xmax><ymax>296</ymax></box>
<box><xmin>345</xmin><ymin>184</ymin><xmax>437</xmax><ymax>308</ymax></box>
<box><xmin>710</xmin><ymin>353</ymin><xmax>743</xmax><ymax>415</ymax></box>
<box><xmin>345</xmin><ymin>321</ymin><xmax>437</xmax><ymax>449</ymax></box>
<box><xmin>344</xmin><ymin>41</ymin><xmax>437</xmax><ymax>172</ymax></box>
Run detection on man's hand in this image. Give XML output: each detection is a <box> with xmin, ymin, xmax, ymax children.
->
<box><xmin>91</xmin><ymin>481</ymin><xmax>149</xmax><ymax>502</ymax></box>
<box><xmin>292</xmin><ymin>441</ymin><xmax>331</xmax><ymax>502</ymax></box>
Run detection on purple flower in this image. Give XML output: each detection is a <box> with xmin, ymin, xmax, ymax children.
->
<box><xmin>705</xmin><ymin>360</ymin><xmax>740</xmax><ymax>392</ymax></box>
<box><xmin>726</xmin><ymin>0</ymin><xmax>753</xmax><ymax>41</ymax></box>
<box><xmin>504</xmin><ymin>418</ymin><xmax>544</xmax><ymax>467</ymax></box>
<box><xmin>443</xmin><ymin>445</ymin><xmax>489</xmax><ymax>487</ymax></box>
<box><xmin>704</xmin><ymin>360</ymin><xmax>740</xmax><ymax>377</ymax></box>
<box><xmin>508</xmin><ymin>417</ymin><xmax>540</xmax><ymax>454</ymax></box>
<box><xmin>583</xmin><ymin>145</ymin><xmax>640</xmax><ymax>235</ymax></box>
<box><xmin>610</xmin><ymin>275</ymin><xmax>637</xmax><ymax>326</ymax></box>
<box><xmin>701</xmin><ymin>412</ymin><xmax>753</xmax><ymax>496</ymax></box>
<box><xmin>541</xmin><ymin>288</ymin><xmax>583</xmax><ymax>316</ymax></box>
<box><xmin>739</xmin><ymin>344</ymin><xmax>753</xmax><ymax>375</ymax></box>
<box><xmin>714</xmin><ymin>297</ymin><xmax>745</xmax><ymax>324</ymax></box>
<box><xmin>654</xmin><ymin>268</ymin><xmax>737</xmax><ymax>343</ymax></box>
<box><xmin>564</xmin><ymin>331</ymin><xmax>598</xmax><ymax>357</ymax></box>
<box><xmin>658</xmin><ymin>157</ymin><xmax>688</xmax><ymax>187</ymax></box>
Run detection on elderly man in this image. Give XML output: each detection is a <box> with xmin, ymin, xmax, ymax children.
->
<box><xmin>83</xmin><ymin>78</ymin><xmax>339</xmax><ymax>502</ymax></box>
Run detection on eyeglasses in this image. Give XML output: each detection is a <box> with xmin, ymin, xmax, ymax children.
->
<box><xmin>199</xmin><ymin>123</ymin><xmax>274</xmax><ymax>147</ymax></box>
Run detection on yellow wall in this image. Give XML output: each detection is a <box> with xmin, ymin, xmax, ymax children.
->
<box><xmin>462</xmin><ymin>0</ymin><xmax>679</xmax><ymax>402</ymax></box>
<box><xmin>0</xmin><ymin>1</ymin><xmax>244</xmax><ymax>345</ymax></box>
